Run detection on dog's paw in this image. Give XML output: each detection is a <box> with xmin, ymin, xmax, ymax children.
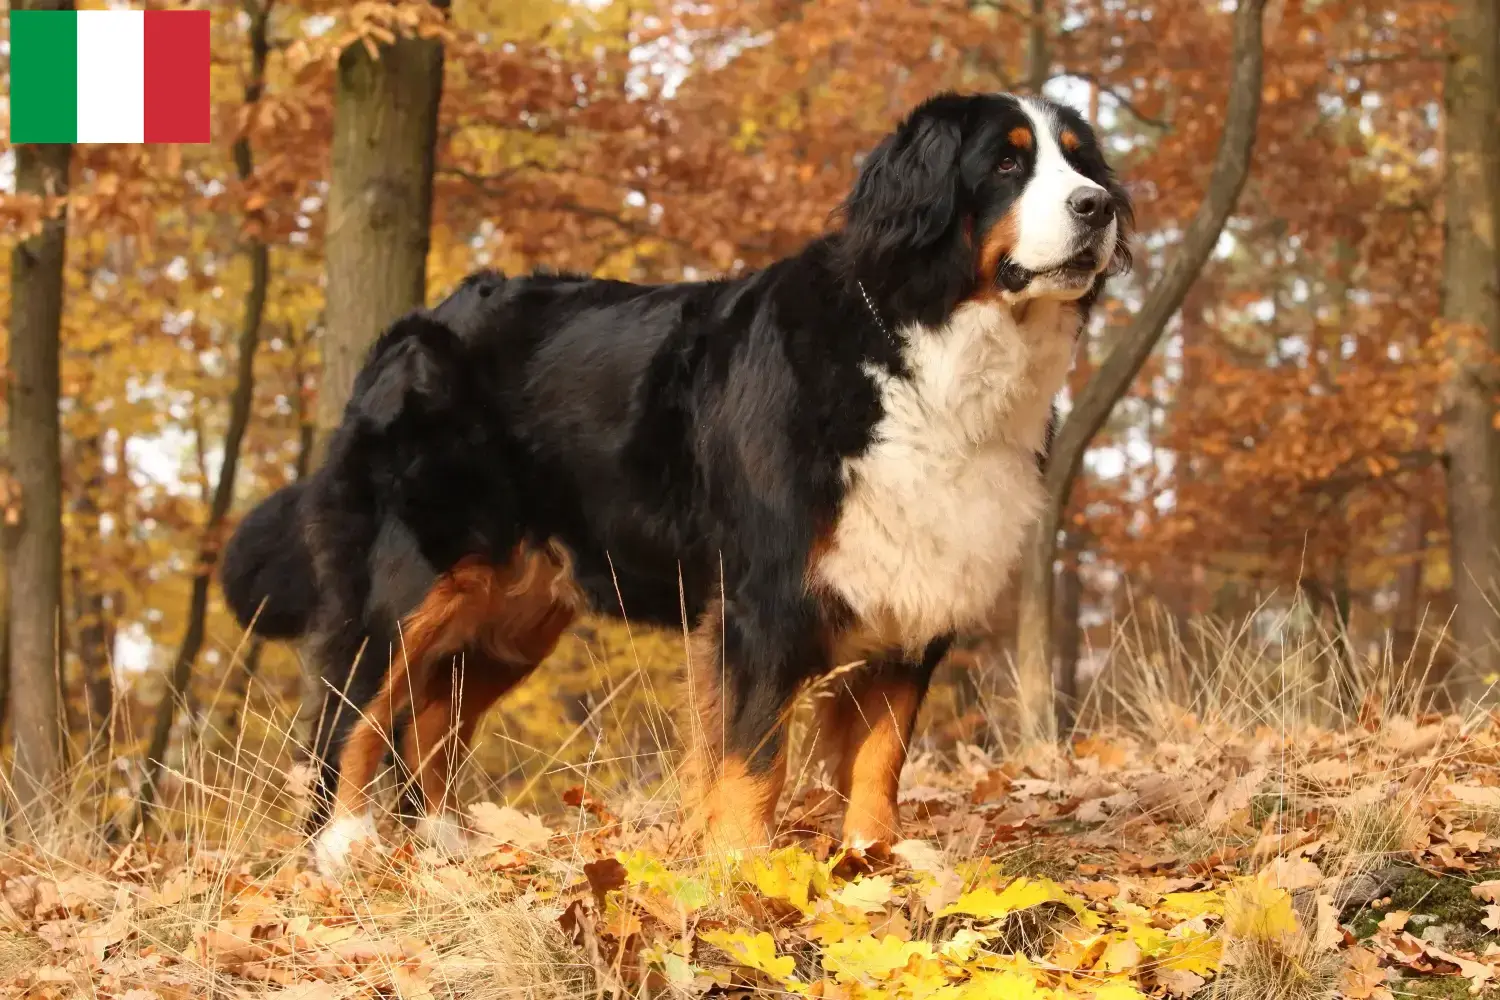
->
<box><xmin>416</xmin><ymin>812</ymin><xmax>472</xmax><ymax>857</ymax></box>
<box><xmin>314</xmin><ymin>813</ymin><xmax>380</xmax><ymax>875</ymax></box>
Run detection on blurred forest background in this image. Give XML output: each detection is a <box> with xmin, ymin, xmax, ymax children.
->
<box><xmin>0</xmin><ymin>0</ymin><xmax>1496</xmax><ymax>836</ymax></box>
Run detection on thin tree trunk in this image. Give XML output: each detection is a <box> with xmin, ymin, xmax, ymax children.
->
<box><xmin>1440</xmin><ymin>0</ymin><xmax>1500</xmax><ymax>697</ymax></box>
<box><xmin>0</xmin><ymin>546</ymin><xmax>10</xmax><ymax>748</ymax></box>
<box><xmin>6</xmin><ymin>121</ymin><xmax>71</xmax><ymax>833</ymax></box>
<box><xmin>314</xmin><ymin>1</ymin><xmax>448</xmax><ymax>457</ymax></box>
<box><xmin>1014</xmin><ymin>0</ymin><xmax>1268</xmax><ymax>742</ymax></box>
<box><xmin>132</xmin><ymin>1</ymin><xmax>272</xmax><ymax>833</ymax></box>
<box><xmin>1026</xmin><ymin>0</ymin><xmax>1048</xmax><ymax>93</ymax></box>
<box><xmin>72</xmin><ymin>433</ymin><xmax>114</xmax><ymax>755</ymax></box>
<box><xmin>224</xmin><ymin>332</ymin><xmax>315</xmax><ymax>738</ymax></box>
<box><xmin>1053</xmin><ymin>534</ymin><xmax>1083</xmax><ymax>733</ymax></box>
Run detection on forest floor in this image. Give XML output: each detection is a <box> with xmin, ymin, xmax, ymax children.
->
<box><xmin>1</xmin><ymin>697</ymin><xmax>1499</xmax><ymax>999</ymax></box>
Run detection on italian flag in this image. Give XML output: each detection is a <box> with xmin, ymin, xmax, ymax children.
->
<box><xmin>9</xmin><ymin>9</ymin><xmax>210</xmax><ymax>144</ymax></box>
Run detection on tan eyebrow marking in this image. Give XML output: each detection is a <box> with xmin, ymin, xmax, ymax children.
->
<box><xmin>1008</xmin><ymin>126</ymin><xmax>1033</xmax><ymax>150</ymax></box>
<box><xmin>1060</xmin><ymin>129</ymin><xmax>1080</xmax><ymax>151</ymax></box>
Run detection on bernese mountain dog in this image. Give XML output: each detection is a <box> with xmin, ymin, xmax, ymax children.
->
<box><xmin>220</xmin><ymin>91</ymin><xmax>1131</xmax><ymax>871</ymax></box>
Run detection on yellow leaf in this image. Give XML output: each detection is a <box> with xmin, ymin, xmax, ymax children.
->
<box><xmin>1099</xmin><ymin>936</ymin><xmax>1144</xmax><ymax>972</ymax></box>
<box><xmin>741</xmin><ymin>847</ymin><xmax>830</xmax><ymax>915</ymax></box>
<box><xmin>1091</xmin><ymin>981</ymin><xmax>1151</xmax><ymax>1000</ymax></box>
<box><xmin>822</xmin><ymin>934</ymin><xmax>935</xmax><ymax>984</ymax></box>
<box><xmin>831</xmin><ymin>875</ymin><xmax>895</xmax><ymax>914</ymax></box>
<box><xmin>938</xmin><ymin>877</ymin><xmax>1089</xmax><ymax>923</ymax></box>
<box><xmin>1223</xmin><ymin>880</ymin><xmax>1300</xmax><ymax>944</ymax></box>
<box><xmin>1156</xmin><ymin>933</ymin><xmax>1224</xmax><ymax>975</ymax></box>
<box><xmin>1158</xmin><ymin>891</ymin><xmax>1225</xmax><ymax>920</ymax></box>
<box><xmin>700</xmin><ymin>929</ymin><xmax>798</xmax><ymax>984</ymax></box>
<box><xmin>955</xmin><ymin>969</ymin><xmax>1049</xmax><ymax>999</ymax></box>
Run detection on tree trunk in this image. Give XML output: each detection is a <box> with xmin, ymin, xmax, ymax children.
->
<box><xmin>1014</xmin><ymin>0</ymin><xmax>1268</xmax><ymax>742</ymax></box>
<box><xmin>72</xmin><ymin>433</ymin><xmax>114</xmax><ymax>755</ymax></box>
<box><xmin>1440</xmin><ymin>0</ymin><xmax>1500</xmax><ymax>697</ymax></box>
<box><xmin>314</xmin><ymin>3</ymin><xmax>448</xmax><ymax>456</ymax></box>
<box><xmin>6</xmin><ymin>130</ymin><xmax>71</xmax><ymax>833</ymax></box>
<box><xmin>1053</xmin><ymin>534</ymin><xmax>1084</xmax><ymax>733</ymax></box>
<box><xmin>224</xmin><ymin>330</ymin><xmax>314</xmax><ymax>738</ymax></box>
<box><xmin>1025</xmin><ymin>0</ymin><xmax>1048</xmax><ymax>94</ymax></box>
<box><xmin>131</xmin><ymin>1</ymin><xmax>272</xmax><ymax>833</ymax></box>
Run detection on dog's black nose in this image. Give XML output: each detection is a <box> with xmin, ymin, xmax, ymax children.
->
<box><xmin>1067</xmin><ymin>187</ymin><xmax>1112</xmax><ymax>228</ymax></box>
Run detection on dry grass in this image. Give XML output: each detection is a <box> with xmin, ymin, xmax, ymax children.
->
<box><xmin>0</xmin><ymin>601</ymin><xmax>1495</xmax><ymax>999</ymax></box>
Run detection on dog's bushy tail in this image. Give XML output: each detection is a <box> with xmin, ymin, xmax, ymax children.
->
<box><xmin>220</xmin><ymin>481</ymin><xmax>318</xmax><ymax>639</ymax></box>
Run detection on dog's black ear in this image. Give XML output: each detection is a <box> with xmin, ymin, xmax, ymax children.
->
<box><xmin>839</xmin><ymin>115</ymin><xmax>963</xmax><ymax>271</ymax></box>
<box><xmin>353</xmin><ymin>314</ymin><xmax>466</xmax><ymax>430</ymax></box>
<box><xmin>1104</xmin><ymin>173</ymin><xmax>1135</xmax><ymax>277</ymax></box>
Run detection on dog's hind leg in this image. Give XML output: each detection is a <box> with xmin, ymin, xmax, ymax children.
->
<box><xmin>390</xmin><ymin>544</ymin><xmax>581</xmax><ymax>856</ymax></box>
<box><xmin>402</xmin><ymin>652</ymin><xmax>534</xmax><ymax>855</ymax></box>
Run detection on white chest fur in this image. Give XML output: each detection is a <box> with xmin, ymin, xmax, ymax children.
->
<box><xmin>814</xmin><ymin>298</ymin><xmax>1076</xmax><ymax>648</ymax></box>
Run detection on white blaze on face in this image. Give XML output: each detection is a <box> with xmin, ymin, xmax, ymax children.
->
<box><xmin>1009</xmin><ymin>98</ymin><xmax>1113</xmax><ymax>273</ymax></box>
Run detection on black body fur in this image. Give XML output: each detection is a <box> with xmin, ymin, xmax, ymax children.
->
<box><xmin>219</xmin><ymin>92</ymin><xmax>1130</xmax><ymax>832</ymax></box>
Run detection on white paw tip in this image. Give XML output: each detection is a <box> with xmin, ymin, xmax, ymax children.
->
<box><xmin>315</xmin><ymin>813</ymin><xmax>379</xmax><ymax>874</ymax></box>
<box><xmin>416</xmin><ymin>813</ymin><xmax>471</xmax><ymax>855</ymax></box>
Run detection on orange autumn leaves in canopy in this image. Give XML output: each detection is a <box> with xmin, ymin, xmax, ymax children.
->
<box><xmin>0</xmin><ymin>0</ymin><xmax>1466</xmax><ymax>733</ymax></box>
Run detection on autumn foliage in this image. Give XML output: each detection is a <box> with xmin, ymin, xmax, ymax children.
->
<box><xmin>2</xmin><ymin>0</ymin><xmax>1500</xmax><ymax>995</ymax></box>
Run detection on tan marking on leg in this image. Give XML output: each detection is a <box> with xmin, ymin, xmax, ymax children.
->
<box><xmin>815</xmin><ymin>671</ymin><xmax>925</xmax><ymax>846</ymax></box>
<box><xmin>402</xmin><ymin>655</ymin><xmax>529</xmax><ymax>826</ymax></box>
<box><xmin>698</xmin><ymin>752</ymin><xmax>787</xmax><ymax>853</ymax></box>
<box><xmin>680</xmin><ymin>603</ymin><xmax>786</xmax><ymax>852</ymax></box>
<box><xmin>332</xmin><ymin>650</ymin><xmax>412</xmax><ymax>821</ymax></box>
<box><xmin>332</xmin><ymin>541</ymin><xmax>581</xmax><ymax>836</ymax></box>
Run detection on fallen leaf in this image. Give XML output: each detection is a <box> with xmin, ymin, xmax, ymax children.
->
<box><xmin>1340</xmin><ymin>946</ymin><xmax>1386</xmax><ymax>1000</ymax></box>
<box><xmin>467</xmin><ymin>803</ymin><xmax>553</xmax><ymax>849</ymax></box>
<box><xmin>1379</xmin><ymin>910</ymin><xmax>1411</xmax><ymax>933</ymax></box>
<box><xmin>700</xmin><ymin>929</ymin><xmax>798</xmax><ymax>984</ymax></box>
<box><xmin>831</xmin><ymin>875</ymin><xmax>894</xmax><ymax>914</ymax></box>
<box><xmin>1472</xmin><ymin>880</ymin><xmax>1500</xmax><ymax>903</ymax></box>
<box><xmin>1156</xmin><ymin>968</ymin><xmax>1207</xmax><ymax>997</ymax></box>
<box><xmin>1258</xmin><ymin>855</ymin><xmax>1322</xmax><ymax>891</ymax></box>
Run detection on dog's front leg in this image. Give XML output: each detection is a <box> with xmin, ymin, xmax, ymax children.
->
<box><xmin>682</xmin><ymin>596</ymin><xmax>824</xmax><ymax>854</ymax></box>
<box><xmin>812</xmin><ymin>637</ymin><xmax>951</xmax><ymax>848</ymax></box>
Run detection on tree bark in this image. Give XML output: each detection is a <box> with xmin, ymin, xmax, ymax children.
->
<box><xmin>223</xmin><ymin>330</ymin><xmax>314</xmax><ymax>738</ymax></box>
<box><xmin>72</xmin><ymin>433</ymin><xmax>115</xmax><ymax>755</ymax></box>
<box><xmin>1025</xmin><ymin>0</ymin><xmax>1048</xmax><ymax>94</ymax></box>
<box><xmin>314</xmin><ymin>2</ymin><xmax>448</xmax><ymax>456</ymax></box>
<box><xmin>132</xmin><ymin>1</ymin><xmax>272</xmax><ymax>833</ymax></box>
<box><xmin>1440</xmin><ymin>0</ymin><xmax>1500</xmax><ymax>696</ymax></box>
<box><xmin>1053</xmin><ymin>534</ymin><xmax>1084</xmax><ymax>733</ymax></box>
<box><xmin>6</xmin><ymin>125</ymin><xmax>71</xmax><ymax>832</ymax></box>
<box><xmin>1014</xmin><ymin>0</ymin><xmax>1268</xmax><ymax>742</ymax></box>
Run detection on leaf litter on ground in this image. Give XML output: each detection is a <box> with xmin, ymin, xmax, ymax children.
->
<box><xmin>5</xmin><ymin>711</ymin><xmax>1500</xmax><ymax>998</ymax></box>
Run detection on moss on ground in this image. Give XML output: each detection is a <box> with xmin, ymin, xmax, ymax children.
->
<box><xmin>1391</xmin><ymin>973</ymin><xmax>1489</xmax><ymax>1000</ymax></box>
<box><xmin>1347</xmin><ymin>864</ymin><xmax>1500</xmax><ymax>948</ymax></box>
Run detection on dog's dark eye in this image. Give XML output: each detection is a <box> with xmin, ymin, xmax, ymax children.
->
<box><xmin>998</xmin><ymin>157</ymin><xmax>1020</xmax><ymax>174</ymax></box>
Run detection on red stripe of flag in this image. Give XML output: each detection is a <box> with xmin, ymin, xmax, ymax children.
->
<box><xmin>143</xmin><ymin>10</ymin><xmax>210</xmax><ymax>144</ymax></box>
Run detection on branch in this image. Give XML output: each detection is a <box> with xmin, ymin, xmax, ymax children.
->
<box><xmin>1013</xmin><ymin>0</ymin><xmax>1266</xmax><ymax>741</ymax></box>
<box><xmin>130</xmin><ymin>0</ymin><xmax>273</xmax><ymax>838</ymax></box>
<box><xmin>438</xmin><ymin>166</ymin><xmax>720</xmax><ymax>263</ymax></box>
<box><xmin>1044</xmin><ymin>0</ymin><xmax>1266</xmax><ymax>507</ymax></box>
<box><xmin>1055</xmin><ymin>71</ymin><xmax>1172</xmax><ymax>131</ymax></box>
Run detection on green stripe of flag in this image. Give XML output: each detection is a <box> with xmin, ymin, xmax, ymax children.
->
<box><xmin>10</xmin><ymin>11</ymin><xmax>78</xmax><ymax>144</ymax></box>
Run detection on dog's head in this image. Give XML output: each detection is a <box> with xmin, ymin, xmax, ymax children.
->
<box><xmin>839</xmin><ymin>92</ymin><xmax>1132</xmax><ymax>325</ymax></box>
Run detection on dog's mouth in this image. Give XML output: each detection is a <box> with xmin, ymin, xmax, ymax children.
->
<box><xmin>993</xmin><ymin>245</ymin><xmax>1109</xmax><ymax>295</ymax></box>
<box><xmin>1057</xmin><ymin>247</ymin><xmax>1100</xmax><ymax>273</ymax></box>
